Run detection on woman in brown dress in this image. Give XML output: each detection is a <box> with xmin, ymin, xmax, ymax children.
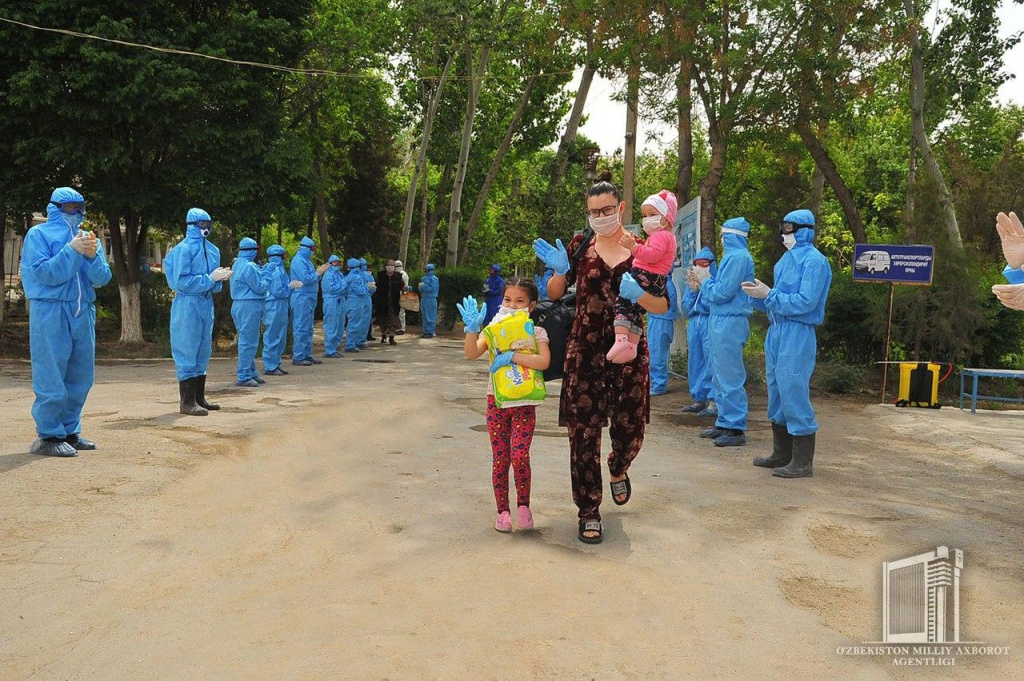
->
<box><xmin>535</xmin><ymin>172</ymin><xmax>670</xmax><ymax>543</ymax></box>
<box><xmin>374</xmin><ymin>259</ymin><xmax>404</xmax><ymax>345</ymax></box>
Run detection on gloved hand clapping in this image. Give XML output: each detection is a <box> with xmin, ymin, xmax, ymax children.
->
<box><xmin>69</xmin><ymin>230</ymin><xmax>90</xmax><ymax>255</ymax></box>
<box><xmin>316</xmin><ymin>263</ymin><xmax>330</xmax><ymax>276</ymax></box>
<box><xmin>992</xmin><ymin>283</ymin><xmax>1024</xmax><ymax>311</ymax></box>
<box><xmin>489</xmin><ymin>350</ymin><xmax>516</xmax><ymax>373</ymax></box>
<box><xmin>742</xmin><ymin>279</ymin><xmax>771</xmax><ymax>299</ymax></box>
<box><xmin>686</xmin><ymin>269</ymin><xmax>700</xmax><ymax>291</ymax></box>
<box><xmin>692</xmin><ymin>265</ymin><xmax>711</xmax><ymax>284</ymax></box>
<box><xmin>532</xmin><ymin>238</ymin><xmax>570</xmax><ymax>276</ymax></box>
<box><xmin>456</xmin><ymin>296</ymin><xmax>486</xmax><ymax>334</ymax></box>
<box><xmin>289</xmin><ymin>280</ymin><xmax>303</xmax><ymax>290</ymax></box>
<box><xmin>211</xmin><ymin>267</ymin><xmax>233</xmax><ymax>282</ymax></box>
<box><xmin>996</xmin><ymin>212</ymin><xmax>1024</xmax><ymax>270</ymax></box>
<box><xmin>618</xmin><ymin>272</ymin><xmax>644</xmax><ymax>302</ymax></box>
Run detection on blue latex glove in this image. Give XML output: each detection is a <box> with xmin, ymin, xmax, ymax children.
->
<box><xmin>533</xmin><ymin>238</ymin><xmax>570</xmax><ymax>275</ymax></box>
<box><xmin>489</xmin><ymin>350</ymin><xmax>515</xmax><ymax>373</ymax></box>
<box><xmin>456</xmin><ymin>296</ymin><xmax>486</xmax><ymax>333</ymax></box>
<box><xmin>619</xmin><ymin>272</ymin><xmax>644</xmax><ymax>302</ymax></box>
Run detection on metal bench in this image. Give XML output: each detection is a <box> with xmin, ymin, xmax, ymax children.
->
<box><xmin>959</xmin><ymin>368</ymin><xmax>1024</xmax><ymax>413</ymax></box>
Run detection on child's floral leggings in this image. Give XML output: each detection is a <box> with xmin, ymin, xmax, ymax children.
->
<box><xmin>486</xmin><ymin>395</ymin><xmax>535</xmax><ymax>513</ymax></box>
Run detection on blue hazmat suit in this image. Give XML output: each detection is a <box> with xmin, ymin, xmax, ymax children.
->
<box><xmin>261</xmin><ymin>245</ymin><xmax>290</xmax><ymax>372</ymax></box>
<box><xmin>751</xmin><ymin>210</ymin><xmax>833</xmax><ymax>436</ymax></box>
<box><xmin>322</xmin><ymin>255</ymin><xmax>349</xmax><ymax>355</ymax></box>
<box><xmin>345</xmin><ymin>258</ymin><xmax>368</xmax><ymax>350</ymax></box>
<box><xmin>700</xmin><ymin>218</ymin><xmax>755</xmax><ymax>432</ymax></box>
<box><xmin>648</xmin><ymin>268</ymin><xmax>679</xmax><ymax>395</ymax></box>
<box><xmin>358</xmin><ymin>260</ymin><xmax>374</xmax><ymax>342</ymax></box>
<box><xmin>230</xmin><ymin>237</ymin><xmax>268</xmax><ymax>382</ymax></box>
<box><xmin>419</xmin><ymin>265</ymin><xmax>440</xmax><ymax>335</ymax></box>
<box><xmin>21</xmin><ymin>188</ymin><xmax>112</xmax><ymax>439</ymax></box>
<box><xmin>163</xmin><ymin>208</ymin><xmax>223</xmax><ymax>382</ymax></box>
<box><xmin>483</xmin><ymin>267</ymin><xmax>505</xmax><ymax>325</ymax></box>
<box><xmin>289</xmin><ymin>237</ymin><xmax>320</xmax><ymax>361</ymax></box>
<box><xmin>682</xmin><ymin>247</ymin><xmax>718</xmax><ymax>403</ymax></box>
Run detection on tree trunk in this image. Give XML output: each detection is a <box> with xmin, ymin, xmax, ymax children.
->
<box><xmin>0</xmin><ymin>204</ymin><xmax>6</xmax><ymax>324</ymax></box>
<box><xmin>796</xmin><ymin>118</ymin><xmax>867</xmax><ymax>243</ymax></box>
<box><xmin>421</xmin><ymin>163</ymin><xmax>454</xmax><ymax>269</ymax></box>
<box><xmin>400</xmin><ymin>54</ymin><xmax>454</xmax><ymax>265</ymax></box>
<box><xmin>548</xmin><ymin>62</ymin><xmax>597</xmax><ymax>197</ymax></box>
<box><xmin>810</xmin><ymin>165</ymin><xmax>825</xmax><ymax>217</ymax></box>
<box><xmin>906</xmin><ymin>136</ymin><xmax>917</xmax><ymax>239</ymax></box>
<box><xmin>676</xmin><ymin>59</ymin><xmax>694</xmax><ymax>203</ymax></box>
<box><xmin>310</xmin><ymin>108</ymin><xmax>331</xmax><ymax>253</ymax></box>
<box><xmin>623</xmin><ymin>62</ymin><xmax>640</xmax><ymax>224</ymax></box>
<box><xmin>905</xmin><ymin>0</ymin><xmax>962</xmax><ymax>250</ymax></box>
<box><xmin>458</xmin><ymin>74</ymin><xmax>538</xmax><ymax>264</ymax></box>
<box><xmin>446</xmin><ymin>45</ymin><xmax>490</xmax><ymax>267</ymax></box>
<box><xmin>107</xmin><ymin>213</ymin><xmax>145</xmax><ymax>343</ymax></box>
<box><xmin>698</xmin><ymin>121</ymin><xmax>728</xmax><ymax>248</ymax></box>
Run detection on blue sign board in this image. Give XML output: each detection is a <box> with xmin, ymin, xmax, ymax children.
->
<box><xmin>852</xmin><ymin>243</ymin><xmax>934</xmax><ymax>285</ymax></box>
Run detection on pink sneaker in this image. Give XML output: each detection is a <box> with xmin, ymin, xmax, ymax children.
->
<box><xmin>610</xmin><ymin>341</ymin><xmax>638</xmax><ymax>364</ymax></box>
<box><xmin>517</xmin><ymin>505</ymin><xmax>534</xmax><ymax>530</ymax></box>
<box><xmin>606</xmin><ymin>334</ymin><xmax>631</xmax><ymax>362</ymax></box>
<box><xmin>495</xmin><ymin>511</ymin><xmax>512</xmax><ymax>533</ymax></box>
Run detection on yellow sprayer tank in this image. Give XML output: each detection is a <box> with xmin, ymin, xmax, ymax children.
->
<box><xmin>897</xmin><ymin>362</ymin><xmax>941</xmax><ymax>408</ymax></box>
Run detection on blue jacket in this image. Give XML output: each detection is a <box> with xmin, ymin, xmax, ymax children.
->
<box><xmin>682</xmin><ymin>246</ymin><xmax>718</xmax><ymax>318</ymax></box>
<box><xmin>323</xmin><ymin>266</ymin><xmax>348</xmax><ymax>297</ymax></box>
<box><xmin>485</xmin><ymin>273</ymin><xmax>505</xmax><ymax>300</ymax></box>
<box><xmin>290</xmin><ymin>238</ymin><xmax>319</xmax><ymax>300</ymax></box>
<box><xmin>360</xmin><ymin>269</ymin><xmax>375</xmax><ymax>297</ymax></box>
<box><xmin>163</xmin><ymin>225</ymin><xmax>222</xmax><ymax>297</ymax></box>
<box><xmin>752</xmin><ymin>228</ymin><xmax>832</xmax><ymax>325</ymax></box>
<box><xmin>21</xmin><ymin>203</ymin><xmax>112</xmax><ymax>304</ymax></box>
<box><xmin>230</xmin><ymin>237</ymin><xmax>269</xmax><ymax>301</ymax></box>
<box><xmin>264</xmin><ymin>258</ymin><xmax>291</xmax><ymax>301</ymax></box>
<box><xmin>419</xmin><ymin>272</ymin><xmax>440</xmax><ymax>298</ymax></box>
<box><xmin>701</xmin><ymin>229</ymin><xmax>754</xmax><ymax>317</ymax></box>
<box><xmin>346</xmin><ymin>269</ymin><xmax>369</xmax><ymax>297</ymax></box>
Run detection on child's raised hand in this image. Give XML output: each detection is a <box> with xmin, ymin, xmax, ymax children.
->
<box><xmin>456</xmin><ymin>296</ymin><xmax>486</xmax><ymax>334</ymax></box>
<box><xmin>618</xmin><ymin>233</ymin><xmax>637</xmax><ymax>254</ymax></box>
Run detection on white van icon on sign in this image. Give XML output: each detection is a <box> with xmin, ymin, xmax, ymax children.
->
<box><xmin>855</xmin><ymin>250</ymin><xmax>891</xmax><ymax>275</ymax></box>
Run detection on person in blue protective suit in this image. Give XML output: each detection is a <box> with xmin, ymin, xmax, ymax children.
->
<box><xmin>359</xmin><ymin>258</ymin><xmax>376</xmax><ymax>344</ymax></box>
<box><xmin>418</xmin><ymin>263</ymin><xmax>440</xmax><ymax>338</ymax></box>
<box><xmin>533</xmin><ymin>267</ymin><xmax>554</xmax><ymax>302</ymax></box>
<box><xmin>290</xmin><ymin>236</ymin><xmax>329</xmax><ymax>366</ymax></box>
<box><xmin>692</xmin><ymin>217</ymin><xmax>755</xmax><ymax>447</ymax></box>
<box><xmin>20</xmin><ymin>187</ymin><xmax>112</xmax><ymax>457</ymax></box>
<box><xmin>483</xmin><ymin>264</ymin><xmax>505</xmax><ymax>325</ymax></box>
<box><xmin>681</xmin><ymin>247</ymin><xmax>719</xmax><ymax>417</ymax></box>
<box><xmin>230</xmin><ymin>237</ymin><xmax>270</xmax><ymax>387</ymax></box>
<box><xmin>648</xmin><ymin>265</ymin><xmax>679</xmax><ymax>396</ymax></box>
<box><xmin>261</xmin><ymin>244</ymin><xmax>298</xmax><ymax>376</ymax></box>
<box><xmin>742</xmin><ymin>209</ymin><xmax>833</xmax><ymax>478</ymax></box>
<box><xmin>164</xmin><ymin>208</ymin><xmax>233</xmax><ymax>416</ymax></box>
<box><xmin>344</xmin><ymin>258</ymin><xmax>368</xmax><ymax>352</ymax></box>
<box><xmin>322</xmin><ymin>254</ymin><xmax>349</xmax><ymax>357</ymax></box>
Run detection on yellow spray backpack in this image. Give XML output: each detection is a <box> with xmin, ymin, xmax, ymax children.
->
<box><xmin>483</xmin><ymin>309</ymin><xmax>547</xmax><ymax>408</ymax></box>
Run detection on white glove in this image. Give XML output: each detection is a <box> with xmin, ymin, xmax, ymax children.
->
<box><xmin>211</xmin><ymin>267</ymin><xmax>233</xmax><ymax>282</ymax></box>
<box><xmin>992</xmin><ymin>283</ymin><xmax>1024</xmax><ymax>311</ymax></box>
<box><xmin>996</xmin><ymin>212</ymin><xmax>1024</xmax><ymax>270</ymax></box>
<box><xmin>316</xmin><ymin>263</ymin><xmax>330</xmax><ymax>276</ymax></box>
<box><xmin>289</xmin><ymin>280</ymin><xmax>303</xmax><ymax>290</ymax></box>
<box><xmin>692</xmin><ymin>265</ymin><xmax>710</xmax><ymax>283</ymax></box>
<box><xmin>69</xmin><ymin>230</ymin><xmax>89</xmax><ymax>255</ymax></box>
<box><xmin>742</xmin><ymin>279</ymin><xmax>771</xmax><ymax>299</ymax></box>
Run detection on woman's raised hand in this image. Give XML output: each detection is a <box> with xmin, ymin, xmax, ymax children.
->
<box><xmin>533</xmin><ymin>238</ymin><xmax>570</xmax><ymax>275</ymax></box>
<box><xmin>456</xmin><ymin>296</ymin><xmax>486</xmax><ymax>334</ymax></box>
<box><xmin>996</xmin><ymin>212</ymin><xmax>1024</xmax><ymax>270</ymax></box>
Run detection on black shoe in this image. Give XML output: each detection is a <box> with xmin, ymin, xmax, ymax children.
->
<box><xmin>389</xmin><ymin>336</ymin><xmax>397</xmax><ymax>346</ymax></box>
<box><xmin>308</xmin><ymin>357</ymin><xmax>322</xmax><ymax>365</ymax></box>
<box><xmin>773</xmin><ymin>434</ymin><xmax>815</xmax><ymax>478</ymax></box>
<box><xmin>713</xmin><ymin>430</ymin><xmax>747</xmax><ymax>447</ymax></box>
<box><xmin>395</xmin><ymin>329</ymin><xmax>405</xmax><ymax>335</ymax></box>
<box><xmin>30</xmin><ymin>437</ymin><xmax>78</xmax><ymax>457</ymax></box>
<box><xmin>179</xmin><ymin>379</ymin><xmax>208</xmax><ymax>417</ymax></box>
<box><xmin>682</xmin><ymin>401</ymin><xmax>707</xmax><ymax>414</ymax></box>
<box><xmin>195</xmin><ymin>374</ymin><xmax>220</xmax><ymax>411</ymax></box>
<box><xmin>699</xmin><ymin>426</ymin><xmax>728</xmax><ymax>439</ymax></box>
<box><xmin>264</xmin><ymin>368</ymin><xmax>287</xmax><ymax>376</ymax></box>
<box><xmin>65</xmin><ymin>434</ymin><xmax>97</xmax><ymax>451</ymax></box>
<box><xmin>754</xmin><ymin>423</ymin><xmax>793</xmax><ymax>468</ymax></box>
<box><xmin>380</xmin><ymin>337</ymin><xmax>387</xmax><ymax>344</ymax></box>
<box><xmin>368</xmin><ymin>335</ymin><xmax>377</xmax><ymax>341</ymax></box>
<box><xmin>421</xmin><ymin>333</ymin><xmax>434</xmax><ymax>339</ymax></box>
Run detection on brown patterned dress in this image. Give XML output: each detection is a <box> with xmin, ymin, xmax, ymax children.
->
<box><xmin>560</xmin><ymin>232</ymin><xmax>651</xmax><ymax>522</ymax></box>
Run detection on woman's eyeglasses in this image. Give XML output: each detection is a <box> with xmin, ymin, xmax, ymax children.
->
<box><xmin>586</xmin><ymin>205</ymin><xmax>619</xmax><ymax>219</ymax></box>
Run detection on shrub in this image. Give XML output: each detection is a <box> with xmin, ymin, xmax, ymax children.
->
<box><xmin>435</xmin><ymin>266</ymin><xmax>485</xmax><ymax>330</ymax></box>
<box><xmin>814</xmin><ymin>360</ymin><xmax>867</xmax><ymax>394</ymax></box>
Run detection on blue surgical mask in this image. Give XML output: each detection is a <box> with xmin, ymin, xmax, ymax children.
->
<box><xmin>63</xmin><ymin>213</ymin><xmax>84</xmax><ymax>231</ymax></box>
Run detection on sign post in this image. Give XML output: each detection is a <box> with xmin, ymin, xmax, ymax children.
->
<box><xmin>670</xmin><ymin>197</ymin><xmax>701</xmax><ymax>371</ymax></box>
<box><xmin>852</xmin><ymin>244</ymin><xmax>935</xmax><ymax>403</ymax></box>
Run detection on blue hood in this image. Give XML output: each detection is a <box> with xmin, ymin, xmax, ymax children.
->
<box><xmin>783</xmin><ymin>209</ymin><xmax>815</xmax><ymax>227</ymax></box>
<box><xmin>693</xmin><ymin>246</ymin><xmax>718</xmax><ymax>277</ymax></box>
<box><xmin>328</xmin><ymin>254</ymin><xmax>341</xmax><ymax>264</ymax></box>
<box><xmin>347</xmin><ymin>257</ymin><xmax>359</xmax><ymax>269</ymax></box>
<box><xmin>297</xmin><ymin>236</ymin><xmax>316</xmax><ymax>259</ymax></box>
<box><xmin>185</xmin><ymin>208</ymin><xmax>211</xmax><ymax>241</ymax></box>
<box><xmin>237</xmin><ymin>237</ymin><xmax>258</xmax><ymax>262</ymax></box>
<box><xmin>47</xmin><ymin>187</ymin><xmax>85</xmax><ymax>217</ymax></box>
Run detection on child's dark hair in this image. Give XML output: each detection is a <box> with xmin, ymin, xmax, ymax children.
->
<box><xmin>587</xmin><ymin>169</ymin><xmax>620</xmax><ymax>200</ymax></box>
<box><xmin>504</xmin><ymin>277</ymin><xmax>539</xmax><ymax>303</ymax></box>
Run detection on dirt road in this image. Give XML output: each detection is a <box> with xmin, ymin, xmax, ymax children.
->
<box><xmin>2</xmin><ymin>334</ymin><xmax>1022</xmax><ymax>679</ymax></box>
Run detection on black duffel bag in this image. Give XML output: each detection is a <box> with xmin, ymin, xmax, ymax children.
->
<box><xmin>530</xmin><ymin>230</ymin><xmax>593</xmax><ymax>381</ymax></box>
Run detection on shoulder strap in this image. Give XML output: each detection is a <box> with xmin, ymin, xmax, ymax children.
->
<box><xmin>571</xmin><ymin>229</ymin><xmax>594</xmax><ymax>263</ymax></box>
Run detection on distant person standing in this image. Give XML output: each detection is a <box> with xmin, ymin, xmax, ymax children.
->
<box><xmin>375</xmin><ymin>259</ymin><xmax>404</xmax><ymax>346</ymax></box>
<box><xmin>21</xmin><ymin>187</ymin><xmax>112</xmax><ymax>456</ymax></box>
<box><xmin>290</xmin><ymin>236</ymin><xmax>329</xmax><ymax>366</ymax></box>
<box><xmin>230</xmin><ymin>237</ymin><xmax>270</xmax><ymax>387</ymax></box>
<box><xmin>261</xmin><ymin>244</ymin><xmax>300</xmax><ymax>376</ymax></box>
<box><xmin>344</xmin><ymin>258</ymin><xmax>368</xmax><ymax>353</ymax></box>
<box><xmin>322</xmin><ymin>254</ymin><xmax>349</xmax><ymax>358</ymax></box>
<box><xmin>395</xmin><ymin>259</ymin><xmax>410</xmax><ymax>335</ymax></box>
<box><xmin>418</xmin><ymin>263</ymin><xmax>440</xmax><ymax>338</ymax></box>
<box><xmin>483</xmin><ymin>264</ymin><xmax>505</xmax><ymax>325</ymax></box>
<box><xmin>681</xmin><ymin>247</ymin><xmax>718</xmax><ymax>417</ymax></box>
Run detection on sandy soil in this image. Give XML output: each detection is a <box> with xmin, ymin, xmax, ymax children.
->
<box><xmin>1</xmin><ymin>330</ymin><xmax>1022</xmax><ymax>679</ymax></box>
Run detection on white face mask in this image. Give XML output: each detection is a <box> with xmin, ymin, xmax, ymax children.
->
<box><xmin>386</xmin><ymin>266</ymin><xmax>395</xmax><ymax>273</ymax></box>
<box><xmin>695</xmin><ymin>265</ymin><xmax>710</xmax><ymax>277</ymax></box>
<box><xmin>782</xmin><ymin>233</ymin><xmax>797</xmax><ymax>250</ymax></box>
<box><xmin>641</xmin><ymin>216</ymin><xmax>664</xmax><ymax>235</ymax></box>
<box><xmin>491</xmin><ymin>305</ymin><xmax>517</xmax><ymax>325</ymax></box>
<box><xmin>589</xmin><ymin>212</ymin><xmax>620</xmax><ymax>236</ymax></box>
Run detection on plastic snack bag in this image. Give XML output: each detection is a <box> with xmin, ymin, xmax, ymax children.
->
<box><xmin>483</xmin><ymin>309</ymin><xmax>547</xmax><ymax>408</ymax></box>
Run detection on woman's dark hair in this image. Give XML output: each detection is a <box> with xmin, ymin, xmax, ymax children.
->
<box><xmin>587</xmin><ymin>170</ymin><xmax>621</xmax><ymax>200</ymax></box>
<box><xmin>504</xmin><ymin>277</ymin><xmax>540</xmax><ymax>303</ymax></box>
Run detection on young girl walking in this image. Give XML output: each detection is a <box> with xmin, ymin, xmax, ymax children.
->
<box><xmin>458</xmin><ymin>279</ymin><xmax>551</xmax><ymax>532</ymax></box>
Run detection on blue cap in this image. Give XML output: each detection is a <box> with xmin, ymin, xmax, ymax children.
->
<box><xmin>347</xmin><ymin>257</ymin><xmax>359</xmax><ymax>268</ymax></box>
<box><xmin>50</xmin><ymin>187</ymin><xmax>84</xmax><ymax>206</ymax></box>
<box><xmin>328</xmin><ymin>254</ymin><xmax>341</xmax><ymax>264</ymax></box>
<box><xmin>299</xmin><ymin>236</ymin><xmax>316</xmax><ymax>249</ymax></box>
<box><xmin>358</xmin><ymin>258</ymin><xmax>367</xmax><ymax>266</ymax></box>
<box><xmin>187</xmin><ymin>207</ymin><xmax>211</xmax><ymax>225</ymax></box>
<box><xmin>722</xmin><ymin>217</ymin><xmax>750</xmax><ymax>235</ymax></box>
<box><xmin>239</xmin><ymin>237</ymin><xmax>257</xmax><ymax>249</ymax></box>
<box><xmin>491</xmin><ymin>264</ymin><xmax>501</xmax><ymax>272</ymax></box>
<box><xmin>426</xmin><ymin>263</ymin><xmax>435</xmax><ymax>271</ymax></box>
<box><xmin>267</xmin><ymin>244</ymin><xmax>285</xmax><ymax>257</ymax></box>
<box><xmin>783</xmin><ymin>209</ymin><xmax>816</xmax><ymax>227</ymax></box>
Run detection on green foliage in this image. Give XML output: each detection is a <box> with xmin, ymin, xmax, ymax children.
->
<box><xmin>434</xmin><ymin>266</ymin><xmax>484</xmax><ymax>330</ymax></box>
<box><xmin>813</xmin><ymin>361</ymin><xmax>867</xmax><ymax>395</ymax></box>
